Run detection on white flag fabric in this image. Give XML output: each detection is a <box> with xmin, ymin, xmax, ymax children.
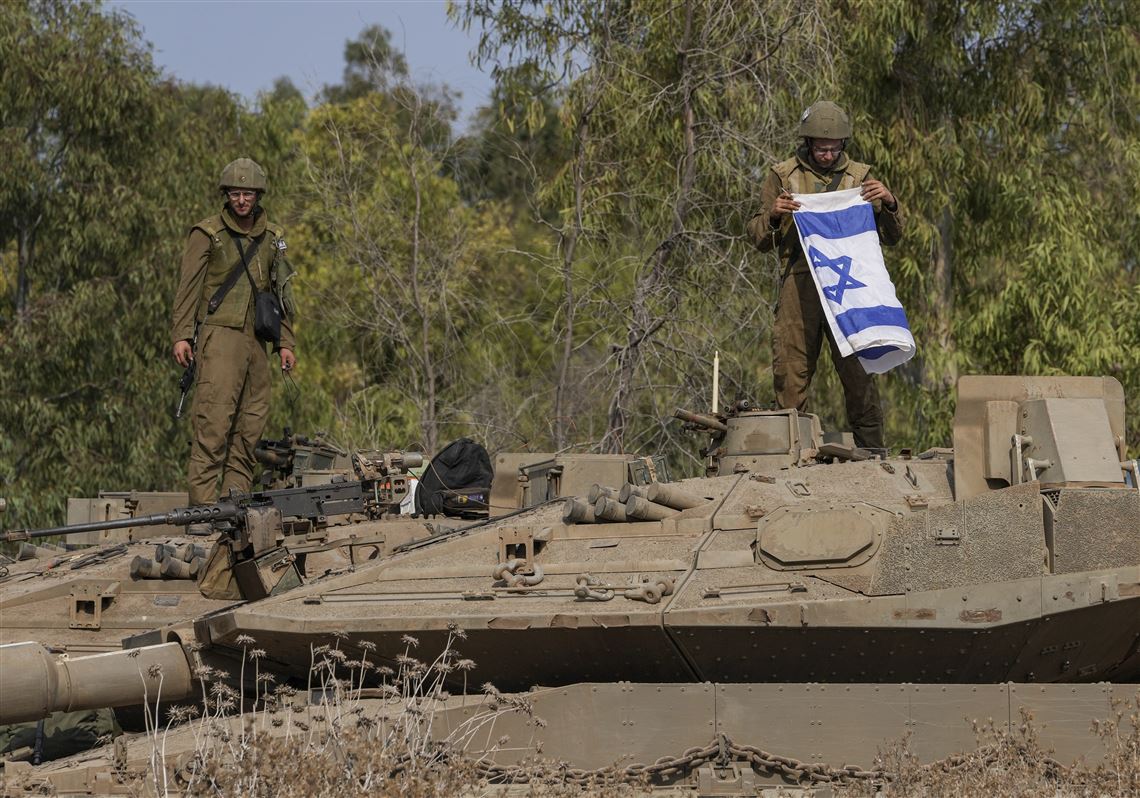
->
<box><xmin>791</xmin><ymin>187</ymin><xmax>915</xmax><ymax>374</ymax></box>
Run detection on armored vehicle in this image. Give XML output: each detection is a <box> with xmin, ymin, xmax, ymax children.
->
<box><xmin>1</xmin><ymin>375</ymin><xmax>1138</xmax><ymax>794</ymax></box>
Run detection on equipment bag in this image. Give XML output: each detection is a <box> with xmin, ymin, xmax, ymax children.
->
<box><xmin>198</xmin><ymin>538</ymin><xmax>244</xmax><ymax>601</ymax></box>
<box><xmin>415</xmin><ymin>438</ymin><xmax>493</xmax><ymax>519</ymax></box>
<box><xmin>251</xmin><ymin>289</ymin><xmax>282</xmax><ymax>346</ymax></box>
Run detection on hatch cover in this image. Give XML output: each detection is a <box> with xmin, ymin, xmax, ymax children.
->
<box><xmin>756</xmin><ymin>503</ymin><xmax>887</xmax><ymax>570</ymax></box>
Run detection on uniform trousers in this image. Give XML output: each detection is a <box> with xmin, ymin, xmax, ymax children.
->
<box><xmin>187</xmin><ymin>320</ymin><xmax>270</xmax><ymax>505</ymax></box>
<box><xmin>772</xmin><ymin>271</ymin><xmax>884</xmax><ymax>449</ymax></box>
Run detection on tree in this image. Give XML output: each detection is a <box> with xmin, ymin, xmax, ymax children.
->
<box><xmin>842</xmin><ymin>0</ymin><xmax>1140</xmax><ymax>447</ymax></box>
<box><xmin>0</xmin><ymin>0</ymin><xmax>160</xmax><ymax>317</ymax></box>
<box><xmin>459</xmin><ymin>0</ymin><xmax>845</xmax><ymax>460</ymax></box>
<box><xmin>295</xmin><ymin>84</ymin><xmax>516</xmax><ymax>454</ymax></box>
<box><xmin>0</xmin><ymin>3</ymin><xmax>306</xmax><ymax>529</ymax></box>
<box><xmin>321</xmin><ymin>24</ymin><xmax>409</xmax><ymax>104</ymax></box>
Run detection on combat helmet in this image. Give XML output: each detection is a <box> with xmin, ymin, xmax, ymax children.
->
<box><xmin>798</xmin><ymin>101</ymin><xmax>852</xmax><ymax>140</ymax></box>
<box><xmin>219</xmin><ymin>158</ymin><xmax>268</xmax><ymax>193</ymax></box>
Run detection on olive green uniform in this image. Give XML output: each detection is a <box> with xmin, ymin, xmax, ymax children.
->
<box><xmin>171</xmin><ymin>207</ymin><xmax>296</xmax><ymax>505</ymax></box>
<box><xmin>747</xmin><ymin>145</ymin><xmax>904</xmax><ymax>449</ymax></box>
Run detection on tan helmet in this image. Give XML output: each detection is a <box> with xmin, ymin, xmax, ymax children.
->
<box><xmin>219</xmin><ymin>158</ymin><xmax>268</xmax><ymax>193</ymax></box>
<box><xmin>797</xmin><ymin>101</ymin><xmax>852</xmax><ymax>140</ymax></box>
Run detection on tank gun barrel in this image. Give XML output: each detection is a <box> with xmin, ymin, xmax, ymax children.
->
<box><xmin>673</xmin><ymin>408</ymin><xmax>728</xmax><ymax>434</ymax></box>
<box><xmin>0</xmin><ymin>504</ymin><xmax>239</xmax><ymax>543</ymax></box>
<box><xmin>0</xmin><ymin>642</ymin><xmax>194</xmax><ymax>725</ymax></box>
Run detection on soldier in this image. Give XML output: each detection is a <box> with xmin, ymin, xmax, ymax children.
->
<box><xmin>171</xmin><ymin>158</ymin><xmax>297</xmax><ymax>507</ymax></box>
<box><xmin>747</xmin><ymin>102</ymin><xmax>904</xmax><ymax>450</ymax></box>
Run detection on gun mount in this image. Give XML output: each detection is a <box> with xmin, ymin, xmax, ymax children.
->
<box><xmin>253</xmin><ymin>428</ymin><xmax>350</xmax><ymax>489</ymax></box>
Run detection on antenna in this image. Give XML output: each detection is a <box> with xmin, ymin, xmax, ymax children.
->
<box><xmin>712</xmin><ymin>351</ymin><xmax>720</xmax><ymax>414</ymax></box>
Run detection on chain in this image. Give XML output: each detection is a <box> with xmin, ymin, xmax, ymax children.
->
<box><xmin>473</xmin><ymin>732</ymin><xmax>1071</xmax><ymax>789</ymax></box>
<box><xmin>474</xmin><ymin>734</ymin><xmax>888</xmax><ymax>787</ymax></box>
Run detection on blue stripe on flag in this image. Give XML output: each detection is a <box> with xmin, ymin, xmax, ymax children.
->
<box><xmin>857</xmin><ymin>345</ymin><xmax>899</xmax><ymax>361</ymax></box>
<box><xmin>794</xmin><ymin>203</ymin><xmax>876</xmax><ymax>239</ymax></box>
<box><xmin>834</xmin><ymin>305</ymin><xmax>910</xmax><ymax>338</ymax></box>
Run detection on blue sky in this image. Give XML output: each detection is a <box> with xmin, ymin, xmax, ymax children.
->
<box><xmin>108</xmin><ymin>1</ymin><xmax>495</xmax><ymax>128</ymax></box>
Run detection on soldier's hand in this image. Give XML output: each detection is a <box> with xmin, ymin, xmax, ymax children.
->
<box><xmin>770</xmin><ymin>193</ymin><xmax>801</xmax><ymax>220</ymax></box>
<box><xmin>861</xmin><ymin>179</ymin><xmax>896</xmax><ymax>209</ymax></box>
<box><xmin>279</xmin><ymin>348</ymin><xmax>296</xmax><ymax>372</ymax></box>
<box><xmin>173</xmin><ymin>340</ymin><xmax>193</xmax><ymax>368</ymax></box>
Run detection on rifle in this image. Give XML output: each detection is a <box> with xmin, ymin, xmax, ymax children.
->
<box><xmin>175</xmin><ymin>322</ymin><xmax>200</xmax><ymax>419</ymax></box>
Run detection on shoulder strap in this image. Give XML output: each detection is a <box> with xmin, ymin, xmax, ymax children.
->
<box><xmin>192</xmin><ymin>215</ymin><xmax>225</xmax><ymax>238</ymax></box>
<box><xmin>230</xmin><ymin>230</ymin><xmax>266</xmax><ymax>293</ymax></box>
<box><xmin>845</xmin><ymin>160</ymin><xmax>872</xmax><ymax>184</ymax></box>
<box><xmin>206</xmin><ymin>231</ymin><xmax>265</xmax><ymax>315</ymax></box>
<box><xmin>825</xmin><ymin>169</ymin><xmax>845</xmax><ymax>192</ymax></box>
<box><xmin>771</xmin><ymin>157</ymin><xmax>798</xmax><ymax>183</ymax></box>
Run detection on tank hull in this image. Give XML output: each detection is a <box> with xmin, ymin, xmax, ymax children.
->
<box><xmin>202</xmin><ymin>568</ymin><xmax>1140</xmax><ymax>691</ymax></box>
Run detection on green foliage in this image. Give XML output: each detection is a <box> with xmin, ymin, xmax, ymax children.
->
<box><xmin>3</xmin><ymin>3</ymin><xmax>1139</xmax><ymax>531</ymax></box>
<box><xmin>841</xmin><ymin>0</ymin><xmax>1140</xmax><ymax>448</ymax></box>
<box><xmin>321</xmin><ymin>24</ymin><xmax>410</xmax><ymax>104</ymax></box>
<box><xmin>459</xmin><ymin>0</ymin><xmax>847</xmax><ymax>460</ymax></box>
<box><xmin>0</xmin><ymin>0</ymin><xmax>161</xmax><ymax>314</ymax></box>
<box><xmin>0</xmin><ymin>2</ymin><xmax>303</xmax><ymax>528</ymax></box>
<box><xmin>290</xmin><ymin>88</ymin><xmax>528</xmax><ymax>455</ymax></box>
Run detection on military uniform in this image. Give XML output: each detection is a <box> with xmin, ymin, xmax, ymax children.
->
<box><xmin>747</xmin><ymin>145</ymin><xmax>904</xmax><ymax>449</ymax></box>
<box><xmin>171</xmin><ymin>206</ymin><xmax>296</xmax><ymax>505</ymax></box>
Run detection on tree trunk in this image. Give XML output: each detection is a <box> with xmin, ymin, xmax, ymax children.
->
<box><xmin>927</xmin><ymin>203</ymin><xmax>956</xmax><ymax>390</ymax></box>
<box><xmin>16</xmin><ymin>223</ymin><xmax>35</xmax><ymax>317</ymax></box>
<box><xmin>410</xmin><ymin>159</ymin><xmax>438</xmax><ymax>455</ymax></box>
<box><xmin>553</xmin><ymin>107</ymin><xmax>590</xmax><ymax>450</ymax></box>
<box><xmin>601</xmin><ymin>0</ymin><xmax>696</xmax><ymax>453</ymax></box>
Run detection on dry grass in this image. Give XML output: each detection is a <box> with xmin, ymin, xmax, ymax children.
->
<box><xmin>111</xmin><ymin>632</ymin><xmax>1140</xmax><ymax>797</ymax></box>
<box><xmin>122</xmin><ymin>626</ymin><xmax>644</xmax><ymax>797</ymax></box>
<box><xmin>837</xmin><ymin>702</ymin><xmax>1140</xmax><ymax>798</ymax></box>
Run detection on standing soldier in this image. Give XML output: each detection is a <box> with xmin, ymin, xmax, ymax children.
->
<box><xmin>747</xmin><ymin>102</ymin><xmax>903</xmax><ymax>450</ymax></box>
<box><xmin>171</xmin><ymin>158</ymin><xmax>297</xmax><ymax>507</ymax></box>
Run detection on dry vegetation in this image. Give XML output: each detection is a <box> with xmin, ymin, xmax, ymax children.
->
<box><xmin>838</xmin><ymin>704</ymin><xmax>1140</xmax><ymax>798</ymax></box>
<box><xmin>92</xmin><ymin>632</ymin><xmax>1140</xmax><ymax>797</ymax></box>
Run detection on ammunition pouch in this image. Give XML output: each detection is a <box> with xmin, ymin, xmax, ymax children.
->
<box><xmin>233</xmin><ymin>547</ymin><xmax>302</xmax><ymax>600</ymax></box>
<box><xmin>270</xmin><ymin>248</ymin><xmax>297</xmax><ymax>319</ymax></box>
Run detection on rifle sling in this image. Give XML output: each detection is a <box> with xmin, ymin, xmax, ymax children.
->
<box><xmin>826</xmin><ymin>168</ymin><xmax>845</xmax><ymax>192</ymax></box>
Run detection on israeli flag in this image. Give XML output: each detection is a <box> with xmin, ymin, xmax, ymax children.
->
<box><xmin>791</xmin><ymin>187</ymin><xmax>915</xmax><ymax>373</ymax></box>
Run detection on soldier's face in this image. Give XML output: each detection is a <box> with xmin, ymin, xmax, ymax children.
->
<box><xmin>226</xmin><ymin>189</ymin><xmax>258</xmax><ymax>217</ymax></box>
<box><xmin>809</xmin><ymin>138</ymin><xmax>844</xmax><ymax>169</ymax></box>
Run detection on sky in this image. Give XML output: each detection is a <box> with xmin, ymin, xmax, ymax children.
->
<box><xmin>108</xmin><ymin>1</ymin><xmax>495</xmax><ymax>129</ymax></box>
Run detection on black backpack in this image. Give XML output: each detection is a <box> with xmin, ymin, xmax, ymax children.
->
<box><xmin>414</xmin><ymin>438</ymin><xmax>493</xmax><ymax>519</ymax></box>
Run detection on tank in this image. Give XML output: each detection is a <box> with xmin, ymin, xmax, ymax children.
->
<box><xmin>2</xmin><ymin>375</ymin><xmax>1138</xmax><ymax>794</ymax></box>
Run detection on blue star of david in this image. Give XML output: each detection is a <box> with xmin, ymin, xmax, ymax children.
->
<box><xmin>808</xmin><ymin>245</ymin><xmax>865</xmax><ymax>304</ymax></box>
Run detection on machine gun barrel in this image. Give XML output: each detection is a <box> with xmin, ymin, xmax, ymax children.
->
<box><xmin>0</xmin><ymin>504</ymin><xmax>239</xmax><ymax>544</ymax></box>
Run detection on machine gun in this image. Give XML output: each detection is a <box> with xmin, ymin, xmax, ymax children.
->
<box><xmin>0</xmin><ymin>450</ymin><xmax>424</xmax><ymax>598</ymax></box>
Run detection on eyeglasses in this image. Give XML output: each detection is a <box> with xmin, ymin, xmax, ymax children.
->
<box><xmin>810</xmin><ymin>144</ymin><xmax>844</xmax><ymax>156</ymax></box>
<box><xmin>226</xmin><ymin>190</ymin><xmax>257</xmax><ymax>201</ymax></box>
